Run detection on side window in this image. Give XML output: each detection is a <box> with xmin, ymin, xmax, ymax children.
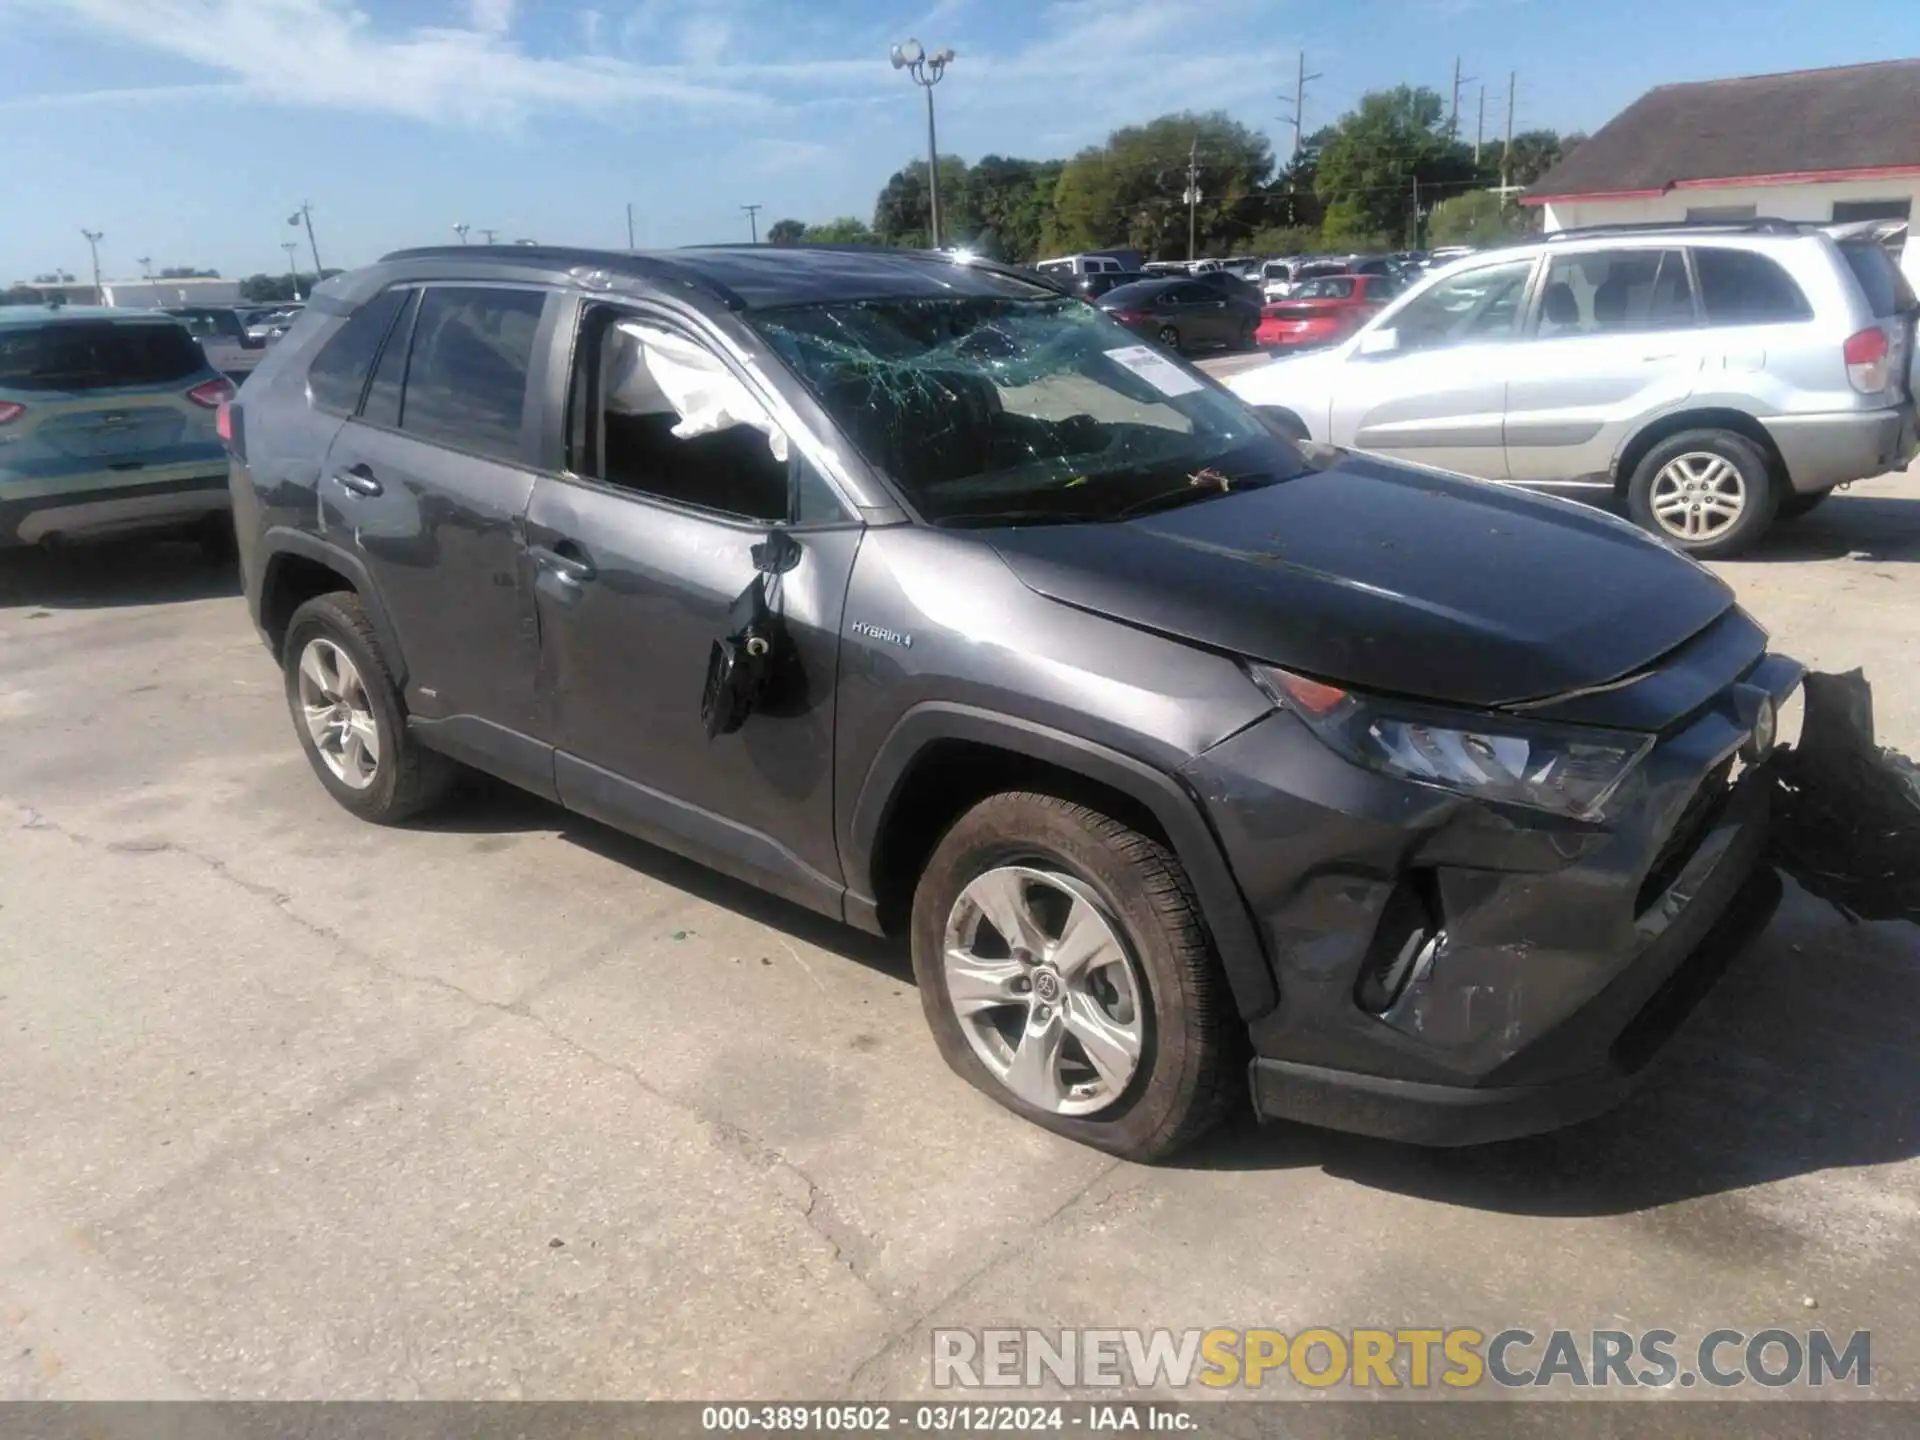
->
<box><xmin>572</xmin><ymin>306</ymin><xmax>830</xmax><ymax>526</ymax></box>
<box><xmin>1389</xmin><ymin>259</ymin><xmax>1535</xmax><ymax>352</ymax></box>
<box><xmin>1537</xmin><ymin>249</ymin><xmax>1694</xmax><ymax>336</ymax></box>
<box><xmin>1693</xmin><ymin>248</ymin><xmax>1813</xmax><ymax>326</ymax></box>
<box><xmin>399</xmin><ymin>287</ymin><xmax>545</xmax><ymax>462</ymax></box>
<box><xmin>307</xmin><ymin>289</ymin><xmax>409</xmax><ymax>415</ymax></box>
<box><xmin>1170</xmin><ymin>283</ymin><xmax>1214</xmax><ymax>305</ymax></box>
<box><xmin>359</xmin><ymin>289</ymin><xmax>420</xmax><ymax>430</ymax></box>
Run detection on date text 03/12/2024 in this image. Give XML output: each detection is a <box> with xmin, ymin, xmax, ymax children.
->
<box><xmin>700</xmin><ymin>1405</ymin><xmax>1194</xmax><ymax>1432</ymax></box>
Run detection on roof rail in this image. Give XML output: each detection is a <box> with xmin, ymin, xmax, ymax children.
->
<box><xmin>1543</xmin><ymin>218</ymin><xmax>1813</xmax><ymax>241</ymax></box>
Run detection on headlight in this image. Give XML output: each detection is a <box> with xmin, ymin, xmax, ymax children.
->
<box><xmin>1249</xmin><ymin>665</ymin><xmax>1653</xmax><ymax>820</ymax></box>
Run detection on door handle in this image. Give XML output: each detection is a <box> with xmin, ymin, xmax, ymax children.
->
<box><xmin>332</xmin><ymin>465</ymin><xmax>382</xmax><ymax>497</ymax></box>
<box><xmin>530</xmin><ymin>543</ymin><xmax>596</xmax><ymax>585</ymax></box>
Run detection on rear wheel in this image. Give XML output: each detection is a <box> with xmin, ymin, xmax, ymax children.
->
<box><xmin>1625</xmin><ymin>429</ymin><xmax>1778</xmax><ymax>559</ymax></box>
<box><xmin>1778</xmin><ymin>487</ymin><xmax>1834</xmax><ymax>520</ymax></box>
<box><xmin>910</xmin><ymin>792</ymin><xmax>1237</xmax><ymax>1162</ymax></box>
<box><xmin>1237</xmin><ymin>317</ymin><xmax>1257</xmax><ymax>350</ymax></box>
<box><xmin>282</xmin><ymin>591</ymin><xmax>456</xmax><ymax>824</ymax></box>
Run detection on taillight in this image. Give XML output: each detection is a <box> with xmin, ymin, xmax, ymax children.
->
<box><xmin>1843</xmin><ymin>326</ymin><xmax>1891</xmax><ymax>393</ymax></box>
<box><xmin>0</xmin><ymin>400</ymin><xmax>23</xmax><ymax>425</ymax></box>
<box><xmin>1110</xmin><ymin>309</ymin><xmax>1147</xmax><ymax>323</ymax></box>
<box><xmin>187</xmin><ymin>376</ymin><xmax>235</xmax><ymax>409</ymax></box>
<box><xmin>216</xmin><ymin>398</ymin><xmax>233</xmax><ymax>443</ymax></box>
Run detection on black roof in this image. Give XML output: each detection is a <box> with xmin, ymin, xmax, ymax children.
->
<box><xmin>1529</xmin><ymin>58</ymin><xmax>1920</xmax><ymax>202</ymax></box>
<box><xmin>374</xmin><ymin>243</ymin><xmax>1058</xmax><ymax>310</ymax></box>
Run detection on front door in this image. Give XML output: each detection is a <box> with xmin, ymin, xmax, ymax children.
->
<box><xmin>525</xmin><ymin>303</ymin><xmax>861</xmax><ymax>917</ymax></box>
<box><xmin>317</xmin><ymin>283</ymin><xmax>551</xmax><ymax>751</ymax></box>
<box><xmin>1329</xmin><ymin>256</ymin><xmax>1538</xmax><ymax>479</ymax></box>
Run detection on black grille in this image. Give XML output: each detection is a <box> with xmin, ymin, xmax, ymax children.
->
<box><xmin>1635</xmin><ymin>758</ymin><xmax>1735</xmax><ymax>913</ymax></box>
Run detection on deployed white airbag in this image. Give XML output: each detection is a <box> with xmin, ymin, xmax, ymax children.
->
<box><xmin>610</xmin><ymin>320</ymin><xmax>788</xmax><ymax>461</ymax></box>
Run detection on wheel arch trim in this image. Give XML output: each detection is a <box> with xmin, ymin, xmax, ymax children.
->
<box><xmin>846</xmin><ymin>702</ymin><xmax>1278</xmax><ymax>1021</ymax></box>
<box><xmin>260</xmin><ymin>526</ymin><xmax>409</xmax><ymax>688</ymax></box>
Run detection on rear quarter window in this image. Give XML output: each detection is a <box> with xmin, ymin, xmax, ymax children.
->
<box><xmin>1692</xmin><ymin>247</ymin><xmax>1814</xmax><ymax>325</ymax></box>
<box><xmin>306</xmin><ymin>288</ymin><xmax>410</xmax><ymax>414</ymax></box>
<box><xmin>0</xmin><ymin>320</ymin><xmax>206</xmax><ymax>393</ymax></box>
<box><xmin>1838</xmin><ymin>242</ymin><xmax>1917</xmax><ymax>318</ymax></box>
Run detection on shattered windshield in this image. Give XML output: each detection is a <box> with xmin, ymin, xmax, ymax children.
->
<box><xmin>750</xmin><ymin>296</ymin><xmax>1306</xmax><ymax>526</ymax></box>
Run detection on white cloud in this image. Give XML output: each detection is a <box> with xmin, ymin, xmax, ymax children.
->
<box><xmin>677</xmin><ymin>15</ymin><xmax>732</xmax><ymax>66</ymax></box>
<box><xmin>578</xmin><ymin>7</ymin><xmax>603</xmax><ymax>51</ymax></box>
<box><xmin>469</xmin><ymin>0</ymin><xmax>514</xmax><ymax>36</ymax></box>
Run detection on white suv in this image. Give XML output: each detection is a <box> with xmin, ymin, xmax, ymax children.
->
<box><xmin>1230</xmin><ymin>221</ymin><xmax>1918</xmax><ymax>556</ymax></box>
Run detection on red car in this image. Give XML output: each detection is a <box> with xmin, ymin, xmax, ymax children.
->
<box><xmin>1255</xmin><ymin>273</ymin><xmax>1400</xmax><ymax>351</ymax></box>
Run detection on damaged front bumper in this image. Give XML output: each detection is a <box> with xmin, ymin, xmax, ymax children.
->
<box><xmin>1187</xmin><ymin>654</ymin><xmax>1804</xmax><ymax>1147</ymax></box>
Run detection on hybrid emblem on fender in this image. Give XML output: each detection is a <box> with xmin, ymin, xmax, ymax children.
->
<box><xmin>851</xmin><ymin>621</ymin><xmax>913</xmax><ymax>648</ymax></box>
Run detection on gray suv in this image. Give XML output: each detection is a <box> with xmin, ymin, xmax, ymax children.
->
<box><xmin>1231</xmin><ymin>221</ymin><xmax>1918</xmax><ymax>556</ymax></box>
<box><xmin>226</xmin><ymin>245</ymin><xmax>1800</xmax><ymax>1161</ymax></box>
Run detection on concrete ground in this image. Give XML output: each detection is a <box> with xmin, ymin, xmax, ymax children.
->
<box><xmin>3</xmin><ymin>457</ymin><xmax>1919</xmax><ymax>1405</ymax></box>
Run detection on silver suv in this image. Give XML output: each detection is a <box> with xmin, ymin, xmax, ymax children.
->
<box><xmin>1229</xmin><ymin>220</ymin><xmax>1918</xmax><ymax>556</ymax></box>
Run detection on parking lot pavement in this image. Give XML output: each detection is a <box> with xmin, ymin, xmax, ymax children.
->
<box><xmin>4</xmin><ymin>472</ymin><xmax>1920</xmax><ymax>1403</ymax></box>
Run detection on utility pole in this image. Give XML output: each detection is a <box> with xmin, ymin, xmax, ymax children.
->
<box><xmin>136</xmin><ymin>255</ymin><xmax>153</xmax><ymax>283</ymax></box>
<box><xmin>1279</xmin><ymin>51</ymin><xmax>1323</xmax><ymax>165</ymax></box>
<box><xmin>626</xmin><ymin>202</ymin><xmax>635</xmax><ymax>249</ymax></box>
<box><xmin>1475</xmin><ymin>85</ymin><xmax>1486</xmax><ymax>165</ymax></box>
<box><xmin>1449</xmin><ymin>58</ymin><xmax>1475</xmax><ymax>140</ymax></box>
<box><xmin>741</xmin><ymin>203</ymin><xmax>763</xmax><ymax>244</ymax></box>
<box><xmin>1501</xmin><ymin>72</ymin><xmax>1517</xmax><ymax>195</ymax></box>
<box><xmin>81</xmin><ymin>229</ymin><xmax>104</xmax><ymax>299</ymax></box>
<box><xmin>281</xmin><ymin>241</ymin><xmax>301</xmax><ymax>299</ymax></box>
<box><xmin>479</xmin><ymin>228</ymin><xmax>498</xmax><ymax>244</ymax></box>
<box><xmin>288</xmin><ymin>202</ymin><xmax>323</xmax><ymax>274</ymax></box>
<box><xmin>1186</xmin><ymin>135</ymin><xmax>1200</xmax><ymax>263</ymax></box>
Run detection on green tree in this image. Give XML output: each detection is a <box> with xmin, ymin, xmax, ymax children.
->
<box><xmin>1244</xmin><ymin>224</ymin><xmax>1321</xmax><ymax>257</ymax></box>
<box><xmin>1316</xmin><ymin>87</ymin><xmax>1479</xmax><ymax>246</ymax></box>
<box><xmin>238</xmin><ymin>270</ymin><xmax>341</xmax><ymax>303</ymax></box>
<box><xmin>1045</xmin><ymin>112</ymin><xmax>1274</xmax><ymax>259</ymax></box>
<box><xmin>159</xmin><ymin>266</ymin><xmax>220</xmax><ymax>278</ymax></box>
<box><xmin>966</xmin><ymin>155</ymin><xmax>1060</xmax><ymax>262</ymax></box>
<box><xmin>1427</xmin><ymin>189</ymin><xmax>1527</xmax><ymax>247</ymax></box>
<box><xmin>766</xmin><ymin>218</ymin><xmax>806</xmax><ymax>246</ymax></box>
<box><xmin>802</xmin><ymin>217</ymin><xmax>879</xmax><ymax>245</ymax></box>
<box><xmin>1484</xmin><ymin>130</ymin><xmax>1581</xmax><ymax>189</ymax></box>
<box><xmin>872</xmin><ymin>156</ymin><xmax>973</xmax><ymax>247</ymax></box>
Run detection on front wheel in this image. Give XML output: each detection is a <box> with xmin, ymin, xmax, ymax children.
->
<box><xmin>1625</xmin><ymin>429</ymin><xmax>1779</xmax><ymax>558</ymax></box>
<box><xmin>910</xmin><ymin>792</ymin><xmax>1237</xmax><ymax>1162</ymax></box>
<box><xmin>1156</xmin><ymin>324</ymin><xmax>1182</xmax><ymax>354</ymax></box>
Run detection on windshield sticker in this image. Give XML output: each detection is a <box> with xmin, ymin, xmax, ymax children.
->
<box><xmin>1103</xmin><ymin>344</ymin><xmax>1202</xmax><ymax>397</ymax></box>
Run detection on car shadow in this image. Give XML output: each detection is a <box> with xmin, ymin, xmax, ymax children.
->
<box><xmin>1737</xmin><ymin>491</ymin><xmax>1920</xmax><ymax>564</ymax></box>
<box><xmin>0</xmin><ymin>539</ymin><xmax>241</xmax><ymax>610</ymax></box>
<box><xmin>1179</xmin><ymin>881</ymin><xmax>1920</xmax><ymax>1216</ymax></box>
<box><xmin>420</xmin><ymin>773</ymin><xmax>913</xmax><ymax>983</ymax></box>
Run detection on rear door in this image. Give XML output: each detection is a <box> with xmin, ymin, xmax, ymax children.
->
<box><xmin>1166</xmin><ymin>282</ymin><xmax>1229</xmax><ymax>344</ymax></box>
<box><xmin>316</xmin><ymin>284</ymin><xmax>553</xmax><ymax>758</ymax></box>
<box><xmin>1327</xmin><ymin>255</ymin><xmax>1537</xmax><ymax>478</ymax></box>
<box><xmin>1504</xmin><ymin>247</ymin><xmax>1708</xmax><ymax>487</ymax></box>
<box><xmin>1835</xmin><ymin>237</ymin><xmax>1920</xmax><ymax>408</ymax></box>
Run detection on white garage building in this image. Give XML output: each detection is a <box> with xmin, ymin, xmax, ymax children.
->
<box><xmin>1526</xmin><ymin>58</ymin><xmax>1920</xmax><ymax>289</ymax></box>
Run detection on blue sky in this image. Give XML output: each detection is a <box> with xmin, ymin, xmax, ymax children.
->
<box><xmin>1</xmin><ymin>0</ymin><xmax>1910</xmax><ymax>284</ymax></box>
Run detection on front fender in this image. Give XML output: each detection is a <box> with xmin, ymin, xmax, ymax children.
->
<box><xmin>845</xmin><ymin>702</ymin><xmax>1278</xmax><ymax>1022</ymax></box>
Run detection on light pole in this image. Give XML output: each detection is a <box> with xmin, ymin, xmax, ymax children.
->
<box><xmin>281</xmin><ymin>241</ymin><xmax>302</xmax><ymax>299</ymax></box>
<box><xmin>889</xmin><ymin>38</ymin><xmax>956</xmax><ymax>249</ymax></box>
<box><xmin>136</xmin><ymin>255</ymin><xmax>153</xmax><ymax>291</ymax></box>
<box><xmin>287</xmin><ymin>202</ymin><xmax>323</xmax><ymax>274</ymax></box>
<box><xmin>453</xmin><ymin>222</ymin><xmax>471</xmax><ymax>244</ymax></box>
<box><xmin>479</xmin><ymin>228</ymin><xmax>498</xmax><ymax>244</ymax></box>
<box><xmin>81</xmin><ymin>228</ymin><xmax>104</xmax><ymax>300</ymax></box>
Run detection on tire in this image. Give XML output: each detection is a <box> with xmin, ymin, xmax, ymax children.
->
<box><xmin>910</xmin><ymin>791</ymin><xmax>1237</xmax><ymax>1162</ymax></box>
<box><xmin>1625</xmin><ymin>428</ymin><xmax>1779</xmax><ymax>559</ymax></box>
<box><xmin>1156</xmin><ymin>324</ymin><xmax>1182</xmax><ymax>354</ymax></box>
<box><xmin>1236</xmin><ymin>317</ymin><xmax>1257</xmax><ymax>350</ymax></box>
<box><xmin>281</xmin><ymin>590</ymin><xmax>456</xmax><ymax>824</ymax></box>
<box><xmin>198</xmin><ymin>514</ymin><xmax>238</xmax><ymax>564</ymax></box>
<box><xmin>1778</xmin><ymin>487</ymin><xmax>1834</xmax><ymax>520</ymax></box>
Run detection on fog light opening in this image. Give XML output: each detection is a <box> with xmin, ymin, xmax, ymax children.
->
<box><xmin>1355</xmin><ymin>871</ymin><xmax>1446</xmax><ymax>1016</ymax></box>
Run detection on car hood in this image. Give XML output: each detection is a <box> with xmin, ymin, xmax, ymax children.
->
<box><xmin>984</xmin><ymin>451</ymin><xmax>1735</xmax><ymax>711</ymax></box>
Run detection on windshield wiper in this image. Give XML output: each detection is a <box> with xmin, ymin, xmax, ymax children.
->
<box><xmin>1111</xmin><ymin>469</ymin><xmax>1280</xmax><ymax>521</ymax></box>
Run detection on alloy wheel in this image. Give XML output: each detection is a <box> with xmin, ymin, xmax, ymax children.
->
<box><xmin>1156</xmin><ymin>325</ymin><xmax>1181</xmax><ymax>351</ymax></box>
<box><xmin>296</xmin><ymin>637</ymin><xmax>380</xmax><ymax>790</ymax></box>
<box><xmin>942</xmin><ymin>865</ymin><xmax>1146</xmax><ymax>1117</ymax></box>
<box><xmin>1650</xmin><ymin>451</ymin><xmax>1747</xmax><ymax>542</ymax></box>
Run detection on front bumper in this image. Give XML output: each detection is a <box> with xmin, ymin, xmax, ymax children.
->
<box><xmin>1185</xmin><ymin>652</ymin><xmax>1803</xmax><ymax>1146</ymax></box>
<box><xmin>1765</xmin><ymin>402</ymin><xmax>1916</xmax><ymax>492</ymax></box>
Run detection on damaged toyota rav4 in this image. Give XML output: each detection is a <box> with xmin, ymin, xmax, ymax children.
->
<box><xmin>226</xmin><ymin>246</ymin><xmax>1800</xmax><ymax>1162</ymax></box>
